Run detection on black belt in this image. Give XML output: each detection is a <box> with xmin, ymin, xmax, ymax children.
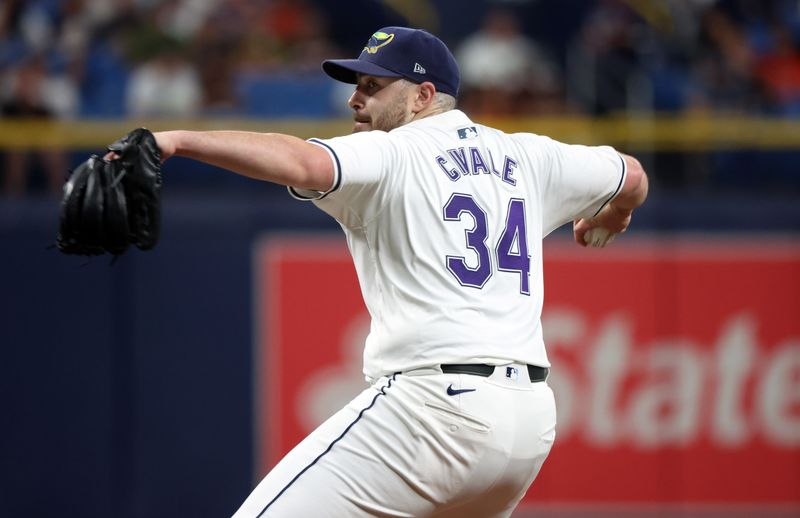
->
<box><xmin>441</xmin><ymin>364</ymin><xmax>548</xmax><ymax>382</ymax></box>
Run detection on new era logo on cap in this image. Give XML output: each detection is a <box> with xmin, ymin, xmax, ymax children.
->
<box><xmin>414</xmin><ymin>63</ymin><xmax>426</xmax><ymax>74</ymax></box>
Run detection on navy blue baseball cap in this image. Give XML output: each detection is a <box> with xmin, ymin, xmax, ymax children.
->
<box><xmin>322</xmin><ymin>27</ymin><xmax>460</xmax><ymax>97</ymax></box>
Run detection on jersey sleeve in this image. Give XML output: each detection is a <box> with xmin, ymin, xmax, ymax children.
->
<box><xmin>536</xmin><ymin>136</ymin><xmax>627</xmax><ymax>236</ymax></box>
<box><xmin>287</xmin><ymin>131</ymin><xmax>397</xmax><ymax>228</ymax></box>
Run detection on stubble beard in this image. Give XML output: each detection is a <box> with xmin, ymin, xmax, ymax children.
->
<box><xmin>354</xmin><ymin>88</ymin><xmax>412</xmax><ymax>133</ymax></box>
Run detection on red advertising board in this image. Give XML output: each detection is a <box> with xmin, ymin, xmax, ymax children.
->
<box><xmin>255</xmin><ymin>235</ymin><xmax>800</xmax><ymax>509</ymax></box>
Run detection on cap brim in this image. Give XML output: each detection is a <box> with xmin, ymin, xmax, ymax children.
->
<box><xmin>322</xmin><ymin>59</ymin><xmax>403</xmax><ymax>84</ymax></box>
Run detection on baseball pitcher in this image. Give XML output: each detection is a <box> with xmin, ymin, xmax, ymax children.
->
<box><xmin>100</xmin><ymin>26</ymin><xmax>648</xmax><ymax>517</ymax></box>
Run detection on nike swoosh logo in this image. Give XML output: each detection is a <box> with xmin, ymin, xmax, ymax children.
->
<box><xmin>447</xmin><ymin>384</ymin><xmax>476</xmax><ymax>396</ymax></box>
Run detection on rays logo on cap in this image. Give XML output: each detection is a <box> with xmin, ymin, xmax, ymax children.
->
<box><xmin>364</xmin><ymin>31</ymin><xmax>395</xmax><ymax>54</ymax></box>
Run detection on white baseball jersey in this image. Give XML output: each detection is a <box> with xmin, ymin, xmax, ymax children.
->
<box><xmin>291</xmin><ymin>109</ymin><xmax>625</xmax><ymax>380</ymax></box>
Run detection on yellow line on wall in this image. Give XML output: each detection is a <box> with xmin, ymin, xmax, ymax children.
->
<box><xmin>0</xmin><ymin>115</ymin><xmax>799</xmax><ymax>151</ymax></box>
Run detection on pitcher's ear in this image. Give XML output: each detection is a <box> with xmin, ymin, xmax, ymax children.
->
<box><xmin>413</xmin><ymin>81</ymin><xmax>436</xmax><ymax>113</ymax></box>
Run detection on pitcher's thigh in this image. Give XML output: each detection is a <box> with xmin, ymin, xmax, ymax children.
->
<box><xmin>233</xmin><ymin>377</ymin><xmax>439</xmax><ymax>517</ymax></box>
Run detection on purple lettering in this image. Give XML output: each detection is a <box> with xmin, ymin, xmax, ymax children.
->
<box><xmin>470</xmin><ymin>147</ymin><xmax>489</xmax><ymax>175</ymax></box>
<box><xmin>436</xmin><ymin>155</ymin><xmax>460</xmax><ymax>182</ymax></box>
<box><xmin>502</xmin><ymin>157</ymin><xmax>518</xmax><ymax>186</ymax></box>
<box><xmin>447</xmin><ymin>148</ymin><xmax>470</xmax><ymax>176</ymax></box>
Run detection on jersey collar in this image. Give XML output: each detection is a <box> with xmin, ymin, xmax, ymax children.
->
<box><xmin>397</xmin><ymin>109</ymin><xmax>473</xmax><ymax>131</ymax></box>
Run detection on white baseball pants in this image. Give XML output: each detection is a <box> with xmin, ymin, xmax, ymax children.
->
<box><xmin>233</xmin><ymin>364</ymin><xmax>557</xmax><ymax>517</ymax></box>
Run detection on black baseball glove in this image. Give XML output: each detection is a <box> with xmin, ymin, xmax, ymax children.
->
<box><xmin>57</xmin><ymin>128</ymin><xmax>162</xmax><ymax>256</ymax></box>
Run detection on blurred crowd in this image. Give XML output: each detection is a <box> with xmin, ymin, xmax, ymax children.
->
<box><xmin>1</xmin><ymin>0</ymin><xmax>799</xmax><ymax>196</ymax></box>
<box><xmin>0</xmin><ymin>0</ymin><xmax>340</xmax><ymax>120</ymax></box>
<box><xmin>457</xmin><ymin>0</ymin><xmax>800</xmax><ymax>116</ymax></box>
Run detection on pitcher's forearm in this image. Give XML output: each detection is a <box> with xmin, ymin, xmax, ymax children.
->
<box><xmin>613</xmin><ymin>154</ymin><xmax>649</xmax><ymax>213</ymax></box>
<box><xmin>156</xmin><ymin>130</ymin><xmax>334</xmax><ymax>191</ymax></box>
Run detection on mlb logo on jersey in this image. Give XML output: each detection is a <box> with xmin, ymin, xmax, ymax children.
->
<box><xmin>458</xmin><ymin>126</ymin><xmax>478</xmax><ymax>140</ymax></box>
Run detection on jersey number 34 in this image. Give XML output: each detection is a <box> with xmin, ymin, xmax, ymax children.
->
<box><xmin>443</xmin><ymin>193</ymin><xmax>530</xmax><ymax>295</ymax></box>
